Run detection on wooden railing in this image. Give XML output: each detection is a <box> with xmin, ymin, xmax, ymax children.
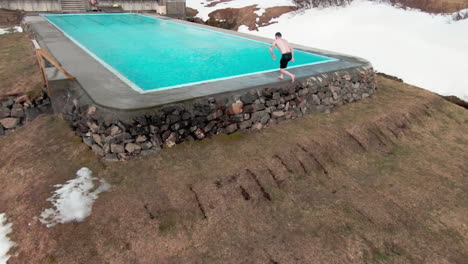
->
<box><xmin>32</xmin><ymin>39</ymin><xmax>75</xmax><ymax>95</ymax></box>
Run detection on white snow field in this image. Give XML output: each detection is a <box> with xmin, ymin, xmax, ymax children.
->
<box><xmin>39</xmin><ymin>168</ymin><xmax>110</xmax><ymax>227</ymax></box>
<box><xmin>0</xmin><ymin>213</ymin><xmax>15</xmax><ymax>264</ymax></box>
<box><xmin>188</xmin><ymin>0</ymin><xmax>468</xmax><ymax>100</ymax></box>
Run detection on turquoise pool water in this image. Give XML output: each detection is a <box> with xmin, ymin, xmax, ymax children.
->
<box><xmin>42</xmin><ymin>13</ymin><xmax>337</xmax><ymax>92</ymax></box>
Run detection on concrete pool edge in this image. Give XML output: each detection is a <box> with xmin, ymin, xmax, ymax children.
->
<box><xmin>26</xmin><ymin>14</ymin><xmax>371</xmax><ymax>110</ymax></box>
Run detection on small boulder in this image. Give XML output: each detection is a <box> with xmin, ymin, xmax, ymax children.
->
<box><xmin>0</xmin><ymin>107</ymin><xmax>10</xmax><ymax>119</ymax></box>
<box><xmin>10</xmin><ymin>106</ymin><xmax>24</xmax><ymax>118</ymax></box>
<box><xmin>164</xmin><ymin>132</ymin><xmax>178</xmax><ymax>148</ymax></box>
<box><xmin>194</xmin><ymin>128</ymin><xmax>205</xmax><ymax>140</ymax></box>
<box><xmin>91</xmin><ymin>144</ymin><xmax>105</xmax><ymax>157</ymax></box>
<box><xmin>251</xmin><ymin>123</ymin><xmax>263</xmax><ymax>130</ymax></box>
<box><xmin>111</xmin><ymin>144</ymin><xmax>125</xmax><ymax>153</ymax></box>
<box><xmin>14</xmin><ymin>94</ymin><xmax>29</xmax><ymax>103</ymax></box>
<box><xmin>135</xmin><ymin>135</ymin><xmax>147</xmax><ymax>143</ymax></box>
<box><xmin>225</xmin><ymin>123</ymin><xmax>238</xmax><ymax>134</ymax></box>
<box><xmin>227</xmin><ymin>102</ymin><xmax>243</xmax><ymax>115</ymax></box>
<box><xmin>139</xmin><ymin>141</ymin><xmax>153</xmax><ymax>150</ymax></box>
<box><xmin>25</xmin><ymin>108</ymin><xmax>41</xmax><ymax>122</ymax></box>
<box><xmin>272</xmin><ymin>111</ymin><xmax>285</xmax><ymax>118</ymax></box>
<box><xmin>92</xmin><ymin>134</ymin><xmax>103</xmax><ymax>146</ymax></box>
<box><xmin>0</xmin><ymin>118</ymin><xmax>19</xmax><ymax>129</ymax></box>
<box><xmin>125</xmin><ymin>143</ymin><xmax>141</xmax><ymax>153</ymax></box>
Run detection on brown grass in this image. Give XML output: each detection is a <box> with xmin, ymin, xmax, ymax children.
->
<box><xmin>1</xmin><ymin>75</ymin><xmax>467</xmax><ymax>263</ymax></box>
<box><xmin>0</xmin><ymin>32</ymin><xmax>42</xmax><ymax>98</ymax></box>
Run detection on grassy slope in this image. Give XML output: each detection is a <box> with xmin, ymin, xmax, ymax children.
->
<box><xmin>0</xmin><ymin>76</ymin><xmax>467</xmax><ymax>263</ymax></box>
<box><xmin>0</xmin><ymin>33</ymin><xmax>42</xmax><ymax>97</ymax></box>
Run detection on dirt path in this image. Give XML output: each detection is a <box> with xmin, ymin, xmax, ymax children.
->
<box><xmin>0</xmin><ymin>76</ymin><xmax>467</xmax><ymax>263</ymax></box>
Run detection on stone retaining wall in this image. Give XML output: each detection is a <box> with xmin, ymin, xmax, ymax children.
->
<box><xmin>0</xmin><ymin>93</ymin><xmax>51</xmax><ymax>136</ymax></box>
<box><xmin>63</xmin><ymin>65</ymin><xmax>376</xmax><ymax>161</ymax></box>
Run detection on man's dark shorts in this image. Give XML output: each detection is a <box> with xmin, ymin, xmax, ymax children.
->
<box><xmin>280</xmin><ymin>52</ymin><xmax>292</xmax><ymax>69</ymax></box>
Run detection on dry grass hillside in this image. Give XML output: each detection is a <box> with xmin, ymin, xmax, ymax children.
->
<box><xmin>0</xmin><ymin>32</ymin><xmax>42</xmax><ymax>97</ymax></box>
<box><xmin>1</xmin><ymin>75</ymin><xmax>467</xmax><ymax>263</ymax></box>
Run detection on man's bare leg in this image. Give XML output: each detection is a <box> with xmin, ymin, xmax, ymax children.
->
<box><xmin>280</xmin><ymin>69</ymin><xmax>296</xmax><ymax>83</ymax></box>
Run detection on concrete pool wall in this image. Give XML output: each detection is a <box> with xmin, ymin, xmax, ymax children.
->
<box><xmin>26</xmin><ymin>14</ymin><xmax>377</xmax><ymax>160</ymax></box>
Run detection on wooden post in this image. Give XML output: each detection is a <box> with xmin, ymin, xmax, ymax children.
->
<box><xmin>32</xmin><ymin>39</ymin><xmax>75</xmax><ymax>96</ymax></box>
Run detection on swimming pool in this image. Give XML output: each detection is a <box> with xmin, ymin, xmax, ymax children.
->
<box><xmin>42</xmin><ymin>13</ymin><xmax>338</xmax><ymax>93</ymax></box>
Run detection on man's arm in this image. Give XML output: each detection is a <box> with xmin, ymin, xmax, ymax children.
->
<box><xmin>270</xmin><ymin>41</ymin><xmax>277</xmax><ymax>60</ymax></box>
<box><xmin>289</xmin><ymin>42</ymin><xmax>295</xmax><ymax>62</ymax></box>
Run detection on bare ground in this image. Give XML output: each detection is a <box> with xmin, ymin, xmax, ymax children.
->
<box><xmin>208</xmin><ymin>5</ymin><xmax>298</xmax><ymax>30</ymax></box>
<box><xmin>0</xmin><ymin>9</ymin><xmax>24</xmax><ymax>27</ymax></box>
<box><xmin>0</xmin><ymin>32</ymin><xmax>43</xmax><ymax>98</ymax></box>
<box><xmin>0</xmin><ymin>75</ymin><xmax>467</xmax><ymax>263</ymax></box>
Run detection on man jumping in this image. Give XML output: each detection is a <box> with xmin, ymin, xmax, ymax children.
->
<box><xmin>269</xmin><ymin>32</ymin><xmax>296</xmax><ymax>83</ymax></box>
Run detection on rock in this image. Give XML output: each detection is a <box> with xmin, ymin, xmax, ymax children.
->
<box><xmin>239</xmin><ymin>120</ymin><xmax>252</xmax><ymax>130</ymax></box>
<box><xmin>140</xmin><ymin>148</ymin><xmax>161</xmax><ymax>157</ymax></box>
<box><xmin>125</xmin><ymin>143</ymin><xmax>141</xmax><ymax>153</ymax></box>
<box><xmin>25</xmin><ymin>108</ymin><xmax>41</xmax><ymax>121</ymax></box>
<box><xmin>272</xmin><ymin>111</ymin><xmax>285</xmax><ymax>118</ymax></box>
<box><xmin>164</xmin><ymin>132</ymin><xmax>178</xmax><ymax>148</ymax></box>
<box><xmin>244</xmin><ymin>103</ymin><xmax>265</xmax><ymax>113</ymax></box>
<box><xmin>109</xmin><ymin>125</ymin><xmax>121</xmax><ymax>136</ymax></box>
<box><xmin>111</xmin><ymin>144</ymin><xmax>125</xmax><ymax>153</ymax></box>
<box><xmin>166</xmin><ymin>114</ymin><xmax>181</xmax><ymax>124</ymax></box>
<box><xmin>92</xmin><ymin>134</ymin><xmax>103</xmax><ymax>146</ymax></box>
<box><xmin>266</xmin><ymin>100</ymin><xmax>278</xmax><ymax>107</ymax></box>
<box><xmin>103</xmin><ymin>143</ymin><xmax>110</xmax><ymax>154</ymax></box>
<box><xmin>129</xmin><ymin>125</ymin><xmax>149</xmax><ymax>136</ymax></box>
<box><xmin>87</xmin><ymin>106</ymin><xmax>97</xmax><ymax>115</ymax></box>
<box><xmin>83</xmin><ymin>137</ymin><xmax>93</xmax><ymax>147</ymax></box>
<box><xmin>14</xmin><ymin>94</ymin><xmax>29</xmax><ymax>103</ymax></box>
<box><xmin>229</xmin><ymin>114</ymin><xmax>244</xmax><ymax>122</ymax></box>
<box><xmin>362</xmin><ymin>93</ymin><xmax>370</xmax><ymax>98</ymax></box>
<box><xmin>298</xmin><ymin>89</ymin><xmax>309</xmax><ymax>96</ymax></box>
<box><xmin>106</xmin><ymin>132</ymin><xmax>131</xmax><ymax>144</ymax></box>
<box><xmin>194</xmin><ymin>128</ymin><xmax>205</xmax><ymax>140</ymax></box>
<box><xmin>207</xmin><ymin>110</ymin><xmax>223</xmax><ymax>121</ymax></box>
<box><xmin>91</xmin><ymin>144</ymin><xmax>105</xmax><ymax>157</ymax></box>
<box><xmin>0</xmin><ymin>118</ymin><xmax>19</xmax><ymax>129</ymax></box>
<box><xmin>0</xmin><ymin>107</ymin><xmax>10</xmax><ymax>119</ymax></box>
<box><xmin>1</xmin><ymin>98</ymin><xmax>14</xmax><ymax>108</ymax></box>
<box><xmin>227</xmin><ymin>102</ymin><xmax>243</xmax><ymax>115</ymax></box>
<box><xmin>240</xmin><ymin>93</ymin><xmax>256</xmax><ymax>104</ymax></box>
<box><xmin>103</xmin><ymin>154</ymin><xmax>119</xmax><ymax>162</ymax></box>
<box><xmin>140</xmin><ymin>141</ymin><xmax>152</xmax><ymax>150</ymax></box>
<box><xmin>225</xmin><ymin>123</ymin><xmax>238</xmax><ymax>134</ymax></box>
<box><xmin>87</xmin><ymin>121</ymin><xmax>99</xmax><ymax>133</ymax></box>
<box><xmin>182</xmin><ymin>112</ymin><xmax>191</xmax><ymax>120</ymax></box>
<box><xmin>149</xmin><ymin>125</ymin><xmax>159</xmax><ymax>134</ymax></box>
<box><xmin>260</xmin><ymin>113</ymin><xmax>270</xmax><ymax>124</ymax></box>
<box><xmin>312</xmin><ymin>94</ymin><xmax>320</xmax><ymax>105</ymax></box>
<box><xmin>251</xmin><ymin>123</ymin><xmax>263</xmax><ymax>130</ymax></box>
<box><xmin>135</xmin><ymin>135</ymin><xmax>147</xmax><ymax>143</ymax></box>
<box><xmin>250</xmin><ymin>110</ymin><xmax>268</xmax><ymax>123</ymax></box>
<box><xmin>0</xmin><ymin>124</ymin><xmax>4</xmax><ymax>136</ymax></box>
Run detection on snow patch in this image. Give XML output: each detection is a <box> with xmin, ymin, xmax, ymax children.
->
<box><xmin>0</xmin><ymin>26</ymin><xmax>23</xmax><ymax>35</ymax></box>
<box><xmin>187</xmin><ymin>0</ymin><xmax>295</xmax><ymax>21</ymax></box>
<box><xmin>39</xmin><ymin>168</ymin><xmax>110</xmax><ymax>228</ymax></box>
<box><xmin>0</xmin><ymin>213</ymin><xmax>15</xmax><ymax>264</ymax></box>
<box><xmin>238</xmin><ymin>0</ymin><xmax>468</xmax><ymax>100</ymax></box>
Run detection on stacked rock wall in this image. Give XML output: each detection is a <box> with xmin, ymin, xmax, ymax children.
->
<box><xmin>0</xmin><ymin>93</ymin><xmax>51</xmax><ymax>136</ymax></box>
<box><xmin>64</xmin><ymin>65</ymin><xmax>376</xmax><ymax>161</ymax></box>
